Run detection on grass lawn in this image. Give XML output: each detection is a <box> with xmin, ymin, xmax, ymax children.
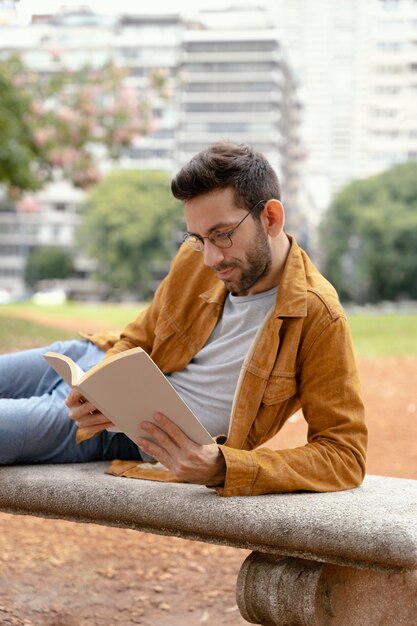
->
<box><xmin>0</xmin><ymin>316</ymin><xmax>76</xmax><ymax>353</ymax></box>
<box><xmin>1</xmin><ymin>303</ymin><xmax>417</xmax><ymax>357</ymax></box>
<box><xmin>348</xmin><ymin>313</ymin><xmax>417</xmax><ymax>357</ymax></box>
<box><xmin>0</xmin><ymin>302</ymin><xmax>145</xmax><ymax>353</ymax></box>
<box><xmin>0</xmin><ymin>301</ymin><xmax>145</xmax><ymax>330</ymax></box>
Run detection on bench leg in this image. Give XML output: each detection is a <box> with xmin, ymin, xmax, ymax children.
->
<box><xmin>236</xmin><ymin>552</ymin><xmax>417</xmax><ymax>625</ymax></box>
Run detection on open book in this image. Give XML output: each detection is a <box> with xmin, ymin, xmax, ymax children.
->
<box><xmin>44</xmin><ymin>347</ymin><xmax>213</xmax><ymax>446</ymax></box>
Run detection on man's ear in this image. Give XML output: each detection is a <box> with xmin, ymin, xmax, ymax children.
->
<box><xmin>262</xmin><ymin>199</ymin><xmax>285</xmax><ymax>236</ymax></box>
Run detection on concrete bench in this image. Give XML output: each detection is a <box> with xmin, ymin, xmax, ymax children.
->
<box><xmin>0</xmin><ymin>463</ymin><xmax>416</xmax><ymax>625</ymax></box>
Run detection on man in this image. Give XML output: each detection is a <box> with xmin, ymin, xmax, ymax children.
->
<box><xmin>0</xmin><ymin>142</ymin><xmax>367</xmax><ymax>496</ymax></box>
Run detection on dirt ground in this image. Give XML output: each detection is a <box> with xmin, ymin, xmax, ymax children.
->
<box><xmin>0</xmin><ymin>312</ymin><xmax>416</xmax><ymax>625</ymax></box>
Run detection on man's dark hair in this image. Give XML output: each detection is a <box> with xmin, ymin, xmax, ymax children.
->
<box><xmin>171</xmin><ymin>142</ymin><xmax>281</xmax><ymax>216</ymax></box>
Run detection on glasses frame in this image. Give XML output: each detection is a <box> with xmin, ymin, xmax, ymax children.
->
<box><xmin>183</xmin><ymin>199</ymin><xmax>267</xmax><ymax>252</ymax></box>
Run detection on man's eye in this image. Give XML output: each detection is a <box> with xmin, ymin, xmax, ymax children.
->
<box><xmin>213</xmin><ymin>231</ymin><xmax>230</xmax><ymax>240</ymax></box>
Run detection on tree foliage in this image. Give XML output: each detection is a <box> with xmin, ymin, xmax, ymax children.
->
<box><xmin>24</xmin><ymin>247</ymin><xmax>75</xmax><ymax>287</ymax></box>
<box><xmin>0</xmin><ymin>56</ymin><xmax>48</xmax><ymax>192</ymax></box>
<box><xmin>80</xmin><ymin>170</ymin><xmax>182</xmax><ymax>296</ymax></box>
<box><xmin>0</xmin><ymin>53</ymin><xmax>166</xmax><ymax>194</ymax></box>
<box><xmin>320</xmin><ymin>162</ymin><xmax>417</xmax><ymax>303</ymax></box>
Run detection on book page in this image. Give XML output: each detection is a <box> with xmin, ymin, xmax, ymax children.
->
<box><xmin>77</xmin><ymin>348</ymin><xmax>213</xmax><ymax>446</ymax></box>
<box><xmin>43</xmin><ymin>352</ymin><xmax>85</xmax><ymax>387</ymax></box>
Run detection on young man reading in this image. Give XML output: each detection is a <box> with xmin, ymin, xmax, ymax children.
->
<box><xmin>0</xmin><ymin>142</ymin><xmax>367</xmax><ymax>496</ymax></box>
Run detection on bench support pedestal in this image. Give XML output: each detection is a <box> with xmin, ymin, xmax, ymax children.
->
<box><xmin>237</xmin><ymin>552</ymin><xmax>417</xmax><ymax>625</ymax></box>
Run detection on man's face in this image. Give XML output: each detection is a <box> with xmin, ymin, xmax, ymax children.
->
<box><xmin>184</xmin><ymin>187</ymin><xmax>272</xmax><ymax>296</ymax></box>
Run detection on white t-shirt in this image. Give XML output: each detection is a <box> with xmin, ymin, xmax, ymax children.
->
<box><xmin>167</xmin><ymin>286</ymin><xmax>278</xmax><ymax>437</ymax></box>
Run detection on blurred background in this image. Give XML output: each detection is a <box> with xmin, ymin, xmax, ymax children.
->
<box><xmin>0</xmin><ymin>0</ymin><xmax>416</xmax><ymax>305</ymax></box>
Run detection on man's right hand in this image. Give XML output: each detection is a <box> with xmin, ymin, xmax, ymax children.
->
<box><xmin>65</xmin><ymin>388</ymin><xmax>114</xmax><ymax>440</ymax></box>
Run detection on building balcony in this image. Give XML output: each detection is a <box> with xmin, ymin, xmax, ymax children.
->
<box><xmin>178</xmin><ymin>112</ymin><xmax>281</xmax><ymax>124</ymax></box>
<box><xmin>176</xmin><ymin>130</ymin><xmax>282</xmax><ymax>145</ymax></box>
<box><xmin>179</xmin><ymin>51</ymin><xmax>281</xmax><ymax>64</ymax></box>
<box><xmin>179</xmin><ymin>91</ymin><xmax>281</xmax><ymax>103</ymax></box>
<box><xmin>180</xmin><ymin>71</ymin><xmax>281</xmax><ymax>83</ymax></box>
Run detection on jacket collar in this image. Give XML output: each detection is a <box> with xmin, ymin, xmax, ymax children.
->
<box><xmin>274</xmin><ymin>236</ymin><xmax>308</xmax><ymax>318</ymax></box>
<box><xmin>197</xmin><ymin>236</ymin><xmax>308</xmax><ymax>317</ymax></box>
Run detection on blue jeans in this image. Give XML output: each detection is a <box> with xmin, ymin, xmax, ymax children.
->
<box><xmin>0</xmin><ymin>339</ymin><xmax>145</xmax><ymax>464</ymax></box>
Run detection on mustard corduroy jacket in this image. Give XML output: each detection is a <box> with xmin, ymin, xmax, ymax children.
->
<box><xmin>89</xmin><ymin>237</ymin><xmax>367</xmax><ymax>497</ymax></box>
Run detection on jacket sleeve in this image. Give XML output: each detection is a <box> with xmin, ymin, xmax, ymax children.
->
<box><xmin>216</xmin><ymin>316</ymin><xmax>367</xmax><ymax>496</ymax></box>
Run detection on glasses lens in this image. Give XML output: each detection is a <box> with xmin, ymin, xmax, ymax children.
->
<box><xmin>184</xmin><ymin>235</ymin><xmax>203</xmax><ymax>251</ymax></box>
<box><xmin>211</xmin><ymin>233</ymin><xmax>232</xmax><ymax>249</ymax></box>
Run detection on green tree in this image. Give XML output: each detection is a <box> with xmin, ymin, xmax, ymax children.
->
<box><xmin>320</xmin><ymin>162</ymin><xmax>417</xmax><ymax>303</ymax></box>
<box><xmin>81</xmin><ymin>170</ymin><xmax>182</xmax><ymax>296</ymax></box>
<box><xmin>0</xmin><ymin>56</ymin><xmax>48</xmax><ymax>191</ymax></box>
<box><xmin>24</xmin><ymin>248</ymin><xmax>75</xmax><ymax>288</ymax></box>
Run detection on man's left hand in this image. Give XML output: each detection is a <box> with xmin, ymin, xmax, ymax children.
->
<box><xmin>137</xmin><ymin>412</ymin><xmax>226</xmax><ymax>487</ymax></box>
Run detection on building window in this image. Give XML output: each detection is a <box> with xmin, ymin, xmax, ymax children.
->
<box><xmin>374</xmin><ymin>85</ymin><xmax>401</xmax><ymax>94</ymax></box>
<box><xmin>380</xmin><ymin>0</ymin><xmax>401</xmax><ymax>8</ymax></box>
<box><xmin>0</xmin><ymin>244</ymin><xmax>20</xmax><ymax>255</ymax></box>
<box><xmin>0</xmin><ymin>268</ymin><xmax>21</xmax><ymax>277</ymax></box>
<box><xmin>186</xmin><ymin>41</ymin><xmax>277</xmax><ymax>53</ymax></box>
<box><xmin>371</xmin><ymin>107</ymin><xmax>398</xmax><ymax>117</ymax></box>
<box><xmin>184</xmin><ymin>102</ymin><xmax>274</xmax><ymax>113</ymax></box>
<box><xmin>128</xmin><ymin>148</ymin><xmax>172</xmax><ymax>159</ymax></box>
<box><xmin>186</xmin><ymin>82</ymin><xmax>276</xmax><ymax>92</ymax></box>
<box><xmin>186</xmin><ymin>62</ymin><xmax>277</xmax><ymax>72</ymax></box>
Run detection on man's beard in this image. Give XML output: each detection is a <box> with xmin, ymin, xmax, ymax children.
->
<box><xmin>214</xmin><ymin>224</ymin><xmax>273</xmax><ymax>296</ymax></box>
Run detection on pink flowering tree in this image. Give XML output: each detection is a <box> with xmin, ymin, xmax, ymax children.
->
<box><xmin>0</xmin><ymin>53</ymin><xmax>167</xmax><ymax>195</ymax></box>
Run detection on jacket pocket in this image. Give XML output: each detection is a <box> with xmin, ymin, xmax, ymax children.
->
<box><xmin>262</xmin><ymin>373</ymin><xmax>297</xmax><ymax>405</ymax></box>
<box><xmin>151</xmin><ymin>314</ymin><xmax>180</xmax><ymax>367</ymax></box>
<box><xmin>154</xmin><ymin>314</ymin><xmax>178</xmax><ymax>342</ymax></box>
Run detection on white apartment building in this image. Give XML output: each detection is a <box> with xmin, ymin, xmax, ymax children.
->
<box><xmin>270</xmin><ymin>0</ymin><xmax>417</xmax><ymax>215</ymax></box>
<box><xmin>176</xmin><ymin>6</ymin><xmax>304</xmax><ymax>240</ymax></box>
<box><xmin>271</xmin><ymin>0</ymin><xmax>370</xmax><ymax>214</ymax></box>
<box><xmin>357</xmin><ymin>0</ymin><xmax>417</xmax><ymax>177</ymax></box>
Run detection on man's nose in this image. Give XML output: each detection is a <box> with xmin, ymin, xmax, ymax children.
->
<box><xmin>203</xmin><ymin>240</ymin><xmax>225</xmax><ymax>267</ymax></box>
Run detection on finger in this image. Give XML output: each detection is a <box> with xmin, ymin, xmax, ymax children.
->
<box><xmin>140</xmin><ymin>419</ymin><xmax>181</xmax><ymax>451</ymax></box>
<box><xmin>65</xmin><ymin>388</ymin><xmax>85</xmax><ymax>408</ymax></box>
<box><xmin>68</xmin><ymin>399</ymin><xmax>98</xmax><ymax>421</ymax></box>
<box><xmin>137</xmin><ymin>436</ymin><xmax>172</xmax><ymax>469</ymax></box>
<box><xmin>69</xmin><ymin>407</ymin><xmax>114</xmax><ymax>434</ymax></box>
<box><xmin>76</xmin><ymin>412</ymin><xmax>114</xmax><ymax>428</ymax></box>
<box><xmin>153</xmin><ymin>412</ymin><xmax>209</xmax><ymax>446</ymax></box>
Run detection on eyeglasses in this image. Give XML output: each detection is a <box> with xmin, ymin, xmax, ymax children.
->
<box><xmin>183</xmin><ymin>200</ymin><xmax>266</xmax><ymax>252</ymax></box>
